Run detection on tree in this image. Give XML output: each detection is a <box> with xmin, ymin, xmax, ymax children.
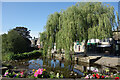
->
<box><xmin>1</xmin><ymin>33</ymin><xmax>8</xmax><ymax>53</ymax></box>
<box><xmin>39</xmin><ymin>31</ymin><xmax>48</xmax><ymax>56</ymax></box>
<box><xmin>2</xmin><ymin>28</ymin><xmax>31</xmax><ymax>54</ymax></box>
<box><xmin>8</xmin><ymin>30</ymin><xmax>31</xmax><ymax>53</ymax></box>
<box><xmin>76</xmin><ymin>2</ymin><xmax>115</xmax><ymax>56</ymax></box>
<box><xmin>45</xmin><ymin>12</ymin><xmax>60</xmax><ymax>50</ymax></box>
<box><xmin>40</xmin><ymin>2</ymin><xmax>116</xmax><ymax>59</ymax></box>
<box><xmin>13</xmin><ymin>27</ymin><xmax>32</xmax><ymax>39</ymax></box>
<box><xmin>116</xmin><ymin>12</ymin><xmax>120</xmax><ymax>31</ymax></box>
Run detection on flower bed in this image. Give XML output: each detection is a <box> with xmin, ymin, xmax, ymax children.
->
<box><xmin>3</xmin><ymin>68</ymin><xmax>64</xmax><ymax>79</ymax></box>
<box><xmin>83</xmin><ymin>73</ymin><xmax>120</xmax><ymax>79</ymax></box>
<box><xmin>2</xmin><ymin>68</ymin><xmax>120</xmax><ymax>79</ymax></box>
<box><xmin>83</xmin><ymin>68</ymin><xmax>120</xmax><ymax>79</ymax></box>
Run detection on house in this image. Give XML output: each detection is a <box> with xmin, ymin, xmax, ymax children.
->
<box><xmin>74</xmin><ymin>38</ymin><xmax>113</xmax><ymax>54</ymax></box>
<box><xmin>74</xmin><ymin>41</ymin><xmax>85</xmax><ymax>53</ymax></box>
<box><xmin>30</xmin><ymin>37</ymin><xmax>38</xmax><ymax>48</ymax></box>
<box><xmin>36</xmin><ymin>38</ymin><xmax>42</xmax><ymax>49</ymax></box>
<box><xmin>96</xmin><ymin>38</ymin><xmax>113</xmax><ymax>54</ymax></box>
<box><xmin>87</xmin><ymin>39</ymin><xmax>100</xmax><ymax>44</ymax></box>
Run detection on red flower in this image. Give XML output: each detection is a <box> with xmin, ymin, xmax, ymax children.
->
<box><xmin>96</xmin><ymin>74</ymin><xmax>99</xmax><ymax>77</ymax></box>
<box><xmin>101</xmin><ymin>75</ymin><xmax>104</xmax><ymax>78</ymax></box>
<box><xmin>97</xmin><ymin>75</ymin><xmax>100</xmax><ymax>79</ymax></box>
<box><xmin>97</xmin><ymin>76</ymin><xmax>100</xmax><ymax>79</ymax></box>
<box><xmin>115</xmin><ymin>77</ymin><xmax>119</xmax><ymax>80</ymax></box>
<box><xmin>93</xmin><ymin>74</ymin><xmax>95</xmax><ymax>77</ymax></box>
<box><xmin>96</xmin><ymin>74</ymin><xmax>98</xmax><ymax>76</ymax></box>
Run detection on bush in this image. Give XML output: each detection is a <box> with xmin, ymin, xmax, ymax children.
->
<box><xmin>2</xmin><ymin>50</ymin><xmax>43</xmax><ymax>61</ymax></box>
<box><xmin>11</xmin><ymin>50</ymin><xmax>42</xmax><ymax>60</ymax></box>
<box><xmin>2</xmin><ymin>52</ymin><xmax>14</xmax><ymax>61</ymax></box>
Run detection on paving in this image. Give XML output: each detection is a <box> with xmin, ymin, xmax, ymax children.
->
<box><xmin>74</xmin><ymin>52</ymin><xmax>120</xmax><ymax>67</ymax></box>
<box><xmin>95</xmin><ymin>57</ymin><xmax>119</xmax><ymax>67</ymax></box>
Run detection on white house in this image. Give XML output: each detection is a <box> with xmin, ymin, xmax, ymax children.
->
<box><xmin>74</xmin><ymin>38</ymin><xmax>113</xmax><ymax>53</ymax></box>
<box><xmin>87</xmin><ymin>39</ymin><xmax>100</xmax><ymax>44</ymax></box>
<box><xmin>74</xmin><ymin>41</ymin><xmax>85</xmax><ymax>53</ymax></box>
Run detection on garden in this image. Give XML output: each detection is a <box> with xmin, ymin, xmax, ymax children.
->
<box><xmin>1</xmin><ymin>2</ymin><xmax>120</xmax><ymax>80</ymax></box>
<box><xmin>2</xmin><ymin>67</ymin><xmax>120</xmax><ymax>79</ymax></box>
<box><xmin>1</xmin><ymin>57</ymin><xmax>120</xmax><ymax>79</ymax></box>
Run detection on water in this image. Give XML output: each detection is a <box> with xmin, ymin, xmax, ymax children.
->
<box><xmin>27</xmin><ymin>58</ymin><xmax>83</xmax><ymax>78</ymax></box>
<box><xmin>8</xmin><ymin>57</ymin><xmax>120</xmax><ymax>78</ymax></box>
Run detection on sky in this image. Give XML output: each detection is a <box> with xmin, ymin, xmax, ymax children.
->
<box><xmin>2</xmin><ymin>2</ymin><xmax>119</xmax><ymax>38</ymax></box>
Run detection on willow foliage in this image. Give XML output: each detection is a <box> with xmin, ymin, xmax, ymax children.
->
<box><xmin>40</xmin><ymin>2</ymin><xmax>116</xmax><ymax>60</ymax></box>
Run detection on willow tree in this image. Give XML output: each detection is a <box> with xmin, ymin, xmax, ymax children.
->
<box><xmin>40</xmin><ymin>2</ymin><xmax>116</xmax><ymax>59</ymax></box>
<box><xmin>76</xmin><ymin>2</ymin><xmax>115</xmax><ymax>56</ymax></box>
<box><xmin>43</xmin><ymin>12</ymin><xmax>60</xmax><ymax>56</ymax></box>
<box><xmin>116</xmin><ymin>12</ymin><xmax>120</xmax><ymax>31</ymax></box>
<box><xmin>39</xmin><ymin>31</ymin><xmax>48</xmax><ymax>56</ymax></box>
<box><xmin>57</xmin><ymin>6</ymin><xmax>81</xmax><ymax>60</ymax></box>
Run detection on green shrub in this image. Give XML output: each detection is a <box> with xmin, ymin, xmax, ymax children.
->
<box><xmin>2</xmin><ymin>52</ymin><xmax>14</xmax><ymax>61</ymax></box>
<box><xmin>11</xmin><ymin>50</ymin><xmax>42</xmax><ymax>60</ymax></box>
<box><xmin>2</xmin><ymin>50</ymin><xmax>43</xmax><ymax>61</ymax></box>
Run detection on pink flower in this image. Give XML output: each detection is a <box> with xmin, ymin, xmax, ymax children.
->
<box><xmin>20</xmin><ymin>71</ymin><xmax>24</xmax><ymax>75</ymax></box>
<box><xmin>90</xmin><ymin>75</ymin><xmax>93</xmax><ymax>79</ymax></box>
<box><xmin>93</xmin><ymin>69</ymin><xmax>98</xmax><ymax>72</ymax></box>
<box><xmin>20</xmin><ymin>71</ymin><xmax>24</xmax><ymax>77</ymax></box>
<box><xmin>85</xmin><ymin>75</ymin><xmax>89</xmax><ymax>79</ymax></box>
<box><xmin>34</xmin><ymin>68</ymin><xmax>43</xmax><ymax>77</ymax></box>
<box><xmin>37</xmin><ymin>68</ymin><xmax>43</xmax><ymax>75</ymax></box>
<box><xmin>4</xmin><ymin>72</ymin><xmax>8</xmax><ymax>76</ymax></box>
<box><xmin>34</xmin><ymin>73</ymin><xmax>38</xmax><ymax>77</ymax></box>
<box><xmin>105</xmin><ymin>75</ymin><xmax>109</xmax><ymax>77</ymax></box>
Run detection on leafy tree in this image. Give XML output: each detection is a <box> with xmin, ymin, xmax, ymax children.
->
<box><xmin>39</xmin><ymin>31</ymin><xmax>48</xmax><ymax>56</ymax></box>
<box><xmin>116</xmin><ymin>12</ymin><xmax>120</xmax><ymax>31</ymax></box>
<box><xmin>40</xmin><ymin>2</ymin><xmax>116</xmax><ymax>59</ymax></box>
<box><xmin>76</xmin><ymin>2</ymin><xmax>115</xmax><ymax>56</ymax></box>
<box><xmin>7</xmin><ymin>30</ymin><xmax>31</xmax><ymax>53</ymax></box>
<box><xmin>2</xmin><ymin>28</ymin><xmax>31</xmax><ymax>54</ymax></box>
<box><xmin>13</xmin><ymin>27</ymin><xmax>32</xmax><ymax>39</ymax></box>
<box><xmin>1</xmin><ymin>33</ymin><xmax>8</xmax><ymax>53</ymax></box>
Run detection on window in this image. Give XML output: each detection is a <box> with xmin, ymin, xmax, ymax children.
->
<box><xmin>75</xmin><ymin>45</ymin><xmax>77</xmax><ymax>50</ymax></box>
<box><xmin>94</xmin><ymin>39</ymin><xmax>96</xmax><ymax>43</ymax></box>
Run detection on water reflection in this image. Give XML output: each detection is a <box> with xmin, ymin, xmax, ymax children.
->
<box><xmin>27</xmin><ymin>58</ymin><xmax>83</xmax><ymax>77</ymax></box>
<box><xmin>29</xmin><ymin>59</ymin><xmax>43</xmax><ymax>69</ymax></box>
<box><xmin>9</xmin><ymin>57</ymin><xmax>120</xmax><ymax>78</ymax></box>
<box><xmin>29</xmin><ymin>58</ymin><xmax>68</xmax><ymax>70</ymax></box>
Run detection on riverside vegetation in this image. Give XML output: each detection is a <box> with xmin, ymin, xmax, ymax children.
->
<box><xmin>3</xmin><ymin>68</ymin><xmax>120</xmax><ymax>79</ymax></box>
<box><xmin>2</xmin><ymin>50</ymin><xmax>43</xmax><ymax>61</ymax></box>
<box><xmin>1</xmin><ymin>2</ymin><xmax>120</xmax><ymax>79</ymax></box>
<box><xmin>40</xmin><ymin>2</ymin><xmax>119</xmax><ymax>60</ymax></box>
<box><xmin>1</xmin><ymin>27</ymin><xmax>42</xmax><ymax>61</ymax></box>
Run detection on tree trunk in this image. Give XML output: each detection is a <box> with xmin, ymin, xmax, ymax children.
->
<box><xmin>83</xmin><ymin>39</ymin><xmax>88</xmax><ymax>57</ymax></box>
